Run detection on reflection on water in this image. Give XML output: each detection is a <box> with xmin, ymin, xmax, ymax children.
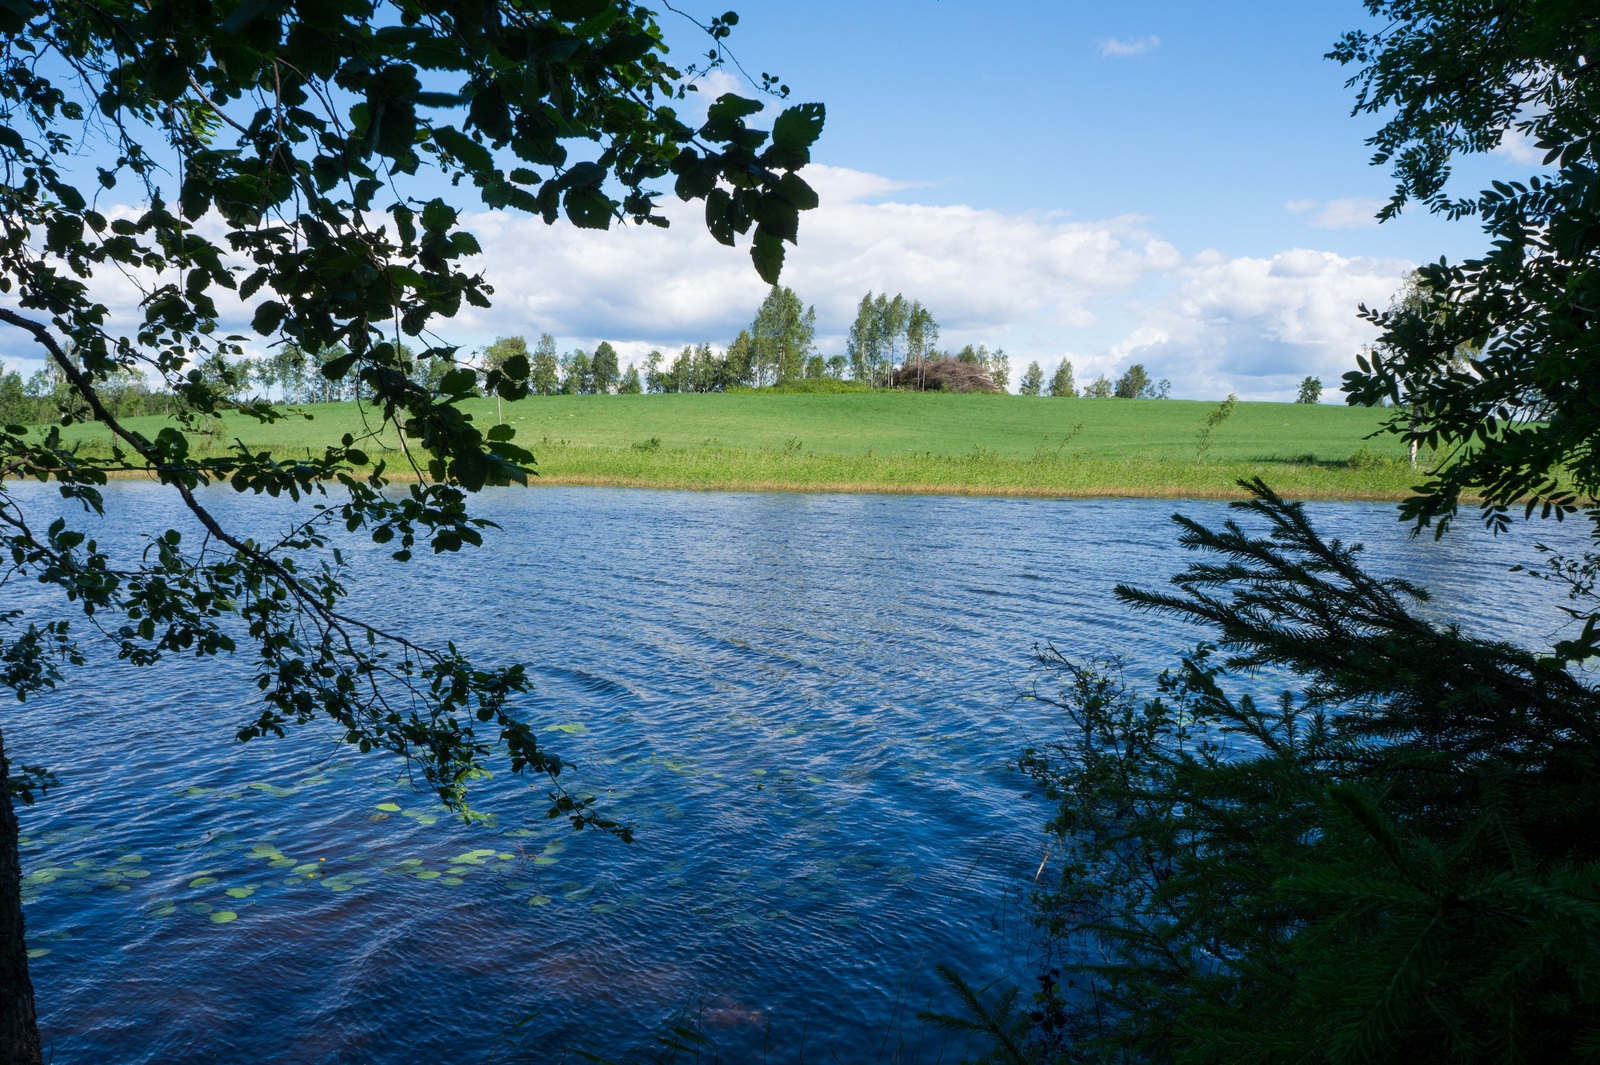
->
<box><xmin>8</xmin><ymin>484</ymin><xmax>1581</xmax><ymax>1063</ymax></box>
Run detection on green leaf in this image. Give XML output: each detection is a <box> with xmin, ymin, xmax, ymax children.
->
<box><xmin>751</xmin><ymin>231</ymin><xmax>785</xmax><ymax>283</ymax></box>
<box><xmin>431</xmin><ymin>126</ymin><xmax>493</xmax><ymax>173</ymax></box>
<box><xmin>765</xmin><ymin>103</ymin><xmax>825</xmax><ymax>169</ymax></box>
<box><xmin>251</xmin><ymin>300</ymin><xmax>286</xmax><ymax>336</ymax></box>
<box><xmin>439</xmin><ymin>368</ymin><xmax>478</xmax><ymax>395</ymax></box>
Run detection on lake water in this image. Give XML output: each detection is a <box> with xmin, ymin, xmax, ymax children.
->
<box><xmin>7</xmin><ymin>484</ymin><xmax>1582</xmax><ymax>1062</ymax></box>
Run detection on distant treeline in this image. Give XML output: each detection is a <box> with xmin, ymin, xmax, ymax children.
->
<box><xmin>5</xmin><ymin>287</ymin><xmax>1275</xmax><ymax>423</ymax></box>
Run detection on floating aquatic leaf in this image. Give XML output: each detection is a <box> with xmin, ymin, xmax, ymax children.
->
<box><xmin>504</xmin><ymin>829</ymin><xmax>536</xmax><ymax>838</ymax></box>
<box><xmin>764</xmin><ymin>909</ymin><xmax>789</xmax><ymax>921</ymax></box>
<box><xmin>185</xmin><ymin>902</ymin><xmax>214</xmax><ymax>915</ymax></box>
<box><xmin>179</xmin><ymin>787</ymin><xmax>210</xmax><ymax>799</ymax></box>
<box><xmin>291</xmin><ymin>864</ymin><xmax>319</xmax><ymax>875</ymax></box>
<box><xmin>542</xmin><ymin>840</ymin><xmax>568</xmax><ymax>856</ymax></box>
<box><xmin>146</xmin><ymin>902</ymin><xmax>177</xmax><ymax>918</ymax></box>
<box><xmin>830</xmin><ymin>915</ymin><xmax>858</xmax><ymax>927</ymax></box>
<box><xmin>564</xmin><ymin>886</ymin><xmax>593</xmax><ymax>901</ymax></box>
<box><xmin>210</xmin><ymin>911</ymin><xmax>238</xmax><ymax>924</ymax></box>
<box><xmin>667</xmin><ymin>876</ymin><xmax>689</xmax><ymax>888</ymax></box>
<box><xmin>393</xmin><ymin>859</ymin><xmax>423</xmax><ymax>869</ymax></box>
<box><xmin>527</xmin><ymin>895</ymin><xmax>553</xmax><ymax>907</ymax></box>
<box><xmin>690</xmin><ymin>904</ymin><xmax>713</xmax><ymax>915</ymax></box>
<box><xmin>748</xmin><ymin>768</ymin><xmax>767</xmax><ymax>777</ymax></box>
<box><xmin>590</xmin><ymin>902</ymin><xmax>619</xmax><ymax>914</ymax></box>
<box><xmin>119</xmin><ymin>869</ymin><xmax>150</xmax><ymax>880</ymax></box>
<box><xmin>225</xmin><ymin>887</ymin><xmax>256</xmax><ymax>899</ymax></box>
<box><xmin>247</xmin><ymin>782</ymin><xmax>300</xmax><ymax>798</ymax></box>
<box><xmin>189</xmin><ymin>876</ymin><xmax>219</xmax><ymax>888</ymax></box>
<box><xmin>268</xmin><ymin>858</ymin><xmax>296</xmax><ymax>869</ymax></box>
<box><xmin>887</xmin><ymin>865</ymin><xmax>916</xmax><ymax>884</ymax></box>
<box><xmin>26</xmin><ymin>948</ymin><xmax>49</xmax><ymax>959</ymax></box>
<box><xmin>440</xmin><ymin>876</ymin><xmax>465</xmax><ymax>886</ymax></box>
<box><xmin>549</xmin><ymin>723</ymin><xmax>586</xmax><ymax>735</ymax></box>
<box><xmin>116</xmin><ymin>854</ymin><xmax>143</xmax><ymax>864</ymax></box>
<box><xmin>374</xmin><ymin>803</ymin><xmax>402</xmax><ymax>813</ymax></box>
<box><xmin>533</xmin><ymin>856</ymin><xmax>558</xmax><ymax>867</ymax></box>
<box><xmin>450</xmin><ymin>849</ymin><xmax>496</xmax><ymax>864</ymax></box>
<box><xmin>805</xmin><ymin>775</ymin><xmax>825</xmax><ymax>784</ymax></box>
<box><xmin>759</xmin><ymin>879</ymin><xmax>781</xmax><ymax>892</ymax></box>
<box><xmin>496</xmin><ymin>853</ymin><xmax>514</xmax><ymax>861</ymax></box>
<box><xmin>415</xmin><ymin>871</ymin><xmax>440</xmax><ymax>880</ymax></box>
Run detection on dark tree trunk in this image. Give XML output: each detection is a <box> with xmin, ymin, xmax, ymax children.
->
<box><xmin>0</xmin><ymin>729</ymin><xmax>42</xmax><ymax>1065</ymax></box>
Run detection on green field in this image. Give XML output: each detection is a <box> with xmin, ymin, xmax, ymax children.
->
<box><xmin>54</xmin><ymin>392</ymin><xmax>1430</xmax><ymax>500</ymax></box>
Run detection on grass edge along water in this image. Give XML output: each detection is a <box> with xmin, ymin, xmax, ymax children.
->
<box><xmin>47</xmin><ymin>393</ymin><xmax>1435</xmax><ymax>502</ymax></box>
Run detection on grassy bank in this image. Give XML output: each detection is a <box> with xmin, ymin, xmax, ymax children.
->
<box><xmin>49</xmin><ymin>392</ymin><xmax>1429</xmax><ymax>500</ymax></box>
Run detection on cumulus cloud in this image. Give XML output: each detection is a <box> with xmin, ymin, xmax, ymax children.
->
<box><xmin>454</xmin><ymin>164</ymin><xmax>1182</xmax><ymax>366</ymax></box>
<box><xmin>1098</xmin><ymin>36</ymin><xmax>1161</xmax><ymax>58</ymax></box>
<box><xmin>1099</xmin><ymin>248</ymin><xmax>1413</xmax><ymax>400</ymax></box>
<box><xmin>1285</xmin><ymin>197</ymin><xmax>1387</xmax><ymax>229</ymax></box>
<box><xmin>0</xmin><ymin>166</ymin><xmax>1412</xmax><ymax>404</ymax></box>
<box><xmin>1493</xmin><ymin>126</ymin><xmax>1550</xmax><ymax>166</ymax></box>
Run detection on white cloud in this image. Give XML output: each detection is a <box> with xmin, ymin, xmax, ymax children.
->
<box><xmin>454</xmin><ymin>164</ymin><xmax>1182</xmax><ymax>368</ymax></box>
<box><xmin>1100</xmin><ymin>248</ymin><xmax>1413</xmax><ymax>400</ymax></box>
<box><xmin>0</xmin><ymin>168</ymin><xmax>1412</xmax><ymax>406</ymax></box>
<box><xmin>1098</xmin><ymin>36</ymin><xmax>1161</xmax><ymax>58</ymax></box>
<box><xmin>1493</xmin><ymin>126</ymin><xmax>1549</xmax><ymax>166</ymax></box>
<box><xmin>1285</xmin><ymin>197</ymin><xmax>1386</xmax><ymax>229</ymax></box>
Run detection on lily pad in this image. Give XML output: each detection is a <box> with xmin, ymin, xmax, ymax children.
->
<box><xmin>527</xmin><ymin>894</ymin><xmax>553</xmax><ymax>907</ymax></box>
<box><xmin>549</xmin><ymin>722</ymin><xmax>587</xmax><ymax>735</ymax></box>
<box><xmin>247</xmin><ymin>782</ymin><xmax>299</xmax><ymax>798</ymax></box>
<box><xmin>189</xmin><ymin>876</ymin><xmax>219</xmax><ymax>888</ymax></box>
<box><xmin>26</xmin><ymin>948</ymin><xmax>49</xmax><ymax>959</ymax></box>
<box><xmin>590</xmin><ymin>902</ymin><xmax>619</xmax><ymax>914</ymax></box>
<box><xmin>374</xmin><ymin>802</ymin><xmax>402</xmax><ymax>813</ymax></box>
<box><xmin>225</xmin><ymin>887</ymin><xmax>256</xmax><ymax>899</ymax></box>
<box><xmin>146</xmin><ymin>902</ymin><xmax>177</xmax><ymax>918</ymax></box>
<box><xmin>210</xmin><ymin>911</ymin><xmax>238</xmax><ymax>924</ymax></box>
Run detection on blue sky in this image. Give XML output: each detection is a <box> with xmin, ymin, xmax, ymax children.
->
<box><xmin>444</xmin><ymin>0</ymin><xmax>1539</xmax><ymax>400</ymax></box>
<box><xmin>704</xmin><ymin>0</ymin><xmax>1499</xmax><ymax>262</ymax></box>
<box><xmin>2</xmin><ymin>2</ymin><xmax>1546</xmax><ymax>400</ymax></box>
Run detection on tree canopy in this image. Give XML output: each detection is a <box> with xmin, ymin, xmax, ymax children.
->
<box><xmin>0</xmin><ymin>2</ymin><xmax>823</xmax><ymax>1059</ymax></box>
<box><xmin>1335</xmin><ymin>0</ymin><xmax>1600</xmax><ymax>533</ymax></box>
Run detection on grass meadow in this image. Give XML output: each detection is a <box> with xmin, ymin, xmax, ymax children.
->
<box><xmin>52</xmin><ymin>392</ymin><xmax>1430</xmax><ymax>500</ymax></box>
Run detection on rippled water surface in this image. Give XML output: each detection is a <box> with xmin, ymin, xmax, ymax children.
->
<box><xmin>8</xmin><ymin>484</ymin><xmax>1581</xmax><ymax>1062</ymax></box>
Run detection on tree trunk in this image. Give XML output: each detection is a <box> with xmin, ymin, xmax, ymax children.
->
<box><xmin>0</xmin><ymin>729</ymin><xmax>43</xmax><ymax>1065</ymax></box>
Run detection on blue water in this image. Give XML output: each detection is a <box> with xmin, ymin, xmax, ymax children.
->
<box><xmin>6</xmin><ymin>484</ymin><xmax>1583</xmax><ymax>1062</ymax></box>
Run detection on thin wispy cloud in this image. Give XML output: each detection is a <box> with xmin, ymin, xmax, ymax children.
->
<box><xmin>1098</xmin><ymin>36</ymin><xmax>1160</xmax><ymax>59</ymax></box>
<box><xmin>1285</xmin><ymin>197</ymin><xmax>1386</xmax><ymax>230</ymax></box>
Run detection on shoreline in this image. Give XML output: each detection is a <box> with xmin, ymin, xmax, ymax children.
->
<box><xmin>82</xmin><ymin>464</ymin><xmax>1426</xmax><ymax>503</ymax></box>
